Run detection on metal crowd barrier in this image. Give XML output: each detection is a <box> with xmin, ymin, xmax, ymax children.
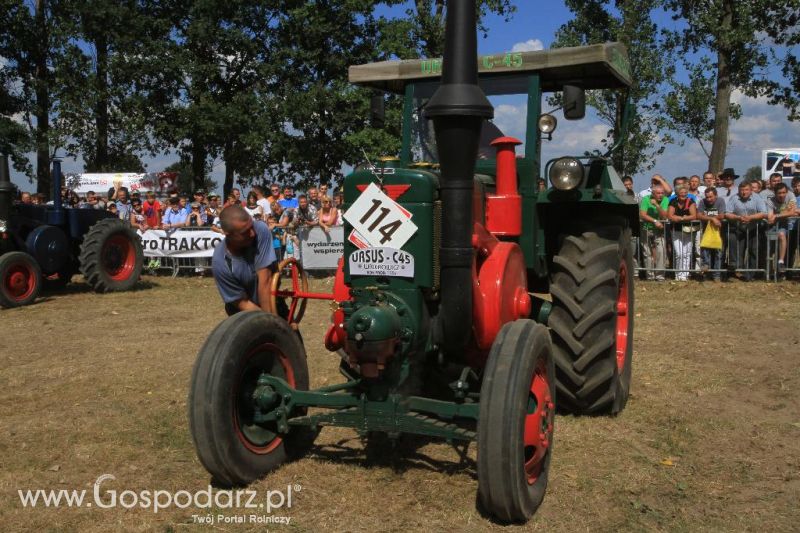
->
<box><xmin>144</xmin><ymin>256</ymin><xmax>213</xmax><ymax>278</ymax></box>
<box><xmin>634</xmin><ymin>218</ymin><xmax>800</xmax><ymax>282</ymax></box>
<box><xmin>782</xmin><ymin>217</ymin><xmax>800</xmax><ymax>279</ymax></box>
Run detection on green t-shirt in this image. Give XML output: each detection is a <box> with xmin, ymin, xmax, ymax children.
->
<box><xmin>639</xmin><ymin>195</ymin><xmax>669</xmax><ymax>230</ymax></box>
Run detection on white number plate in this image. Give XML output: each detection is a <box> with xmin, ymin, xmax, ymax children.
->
<box><xmin>349</xmin><ymin>247</ymin><xmax>414</xmax><ymax>278</ymax></box>
<box><xmin>343</xmin><ymin>183</ymin><xmax>418</xmax><ymax>249</ymax></box>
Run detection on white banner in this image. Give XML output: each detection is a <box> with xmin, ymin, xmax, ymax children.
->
<box><xmin>63</xmin><ymin>172</ymin><xmax>179</xmax><ymax>195</ymax></box>
<box><xmin>140</xmin><ymin>226</ymin><xmax>345</xmax><ymax>265</ymax></box>
<box><xmin>298</xmin><ymin>226</ymin><xmax>344</xmax><ymax>270</ymax></box>
<box><xmin>139</xmin><ymin>229</ymin><xmax>223</xmax><ymax>258</ymax></box>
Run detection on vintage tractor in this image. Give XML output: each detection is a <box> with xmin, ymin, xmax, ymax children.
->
<box><xmin>0</xmin><ymin>157</ymin><xmax>144</xmax><ymax>308</ymax></box>
<box><xmin>189</xmin><ymin>0</ymin><xmax>637</xmax><ymax>523</ymax></box>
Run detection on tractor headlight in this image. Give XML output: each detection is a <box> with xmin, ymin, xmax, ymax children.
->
<box><xmin>548</xmin><ymin>157</ymin><xmax>584</xmax><ymax>191</ymax></box>
<box><xmin>538</xmin><ymin>113</ymin><xmax>557</xmax><ymax>134</ymax></box>
<box><xmin>0</xmin><ymin>219</ymin><xmax>6</xmax><ymax>232</ymax></box>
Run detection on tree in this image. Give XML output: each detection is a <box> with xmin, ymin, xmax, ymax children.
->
<box><xmin>0</xmin><ymin>67</ymin><xmax>33</xmax><ymax>177</ymax></box>
<box><xmin>259</xmin><ymin>1</ymin><xmax>402</xmax><ymax>189</ymax></box>
<box><xmin>744</xmin><ymin>165</ymin><xmax>761</xmax><ymax>182</ymax></box>
<box><xmin>259</xmin><ymin>1</ymin><xmax>519</xmax><ymax>190</ymax></box>
<box><xmin>662</xmin><ymin>58</ymin><xmax>741</xmax><ymax>162</ymax></box>
<box><xmin>164</xmin><ymin>159</ymin><xmax>215</xmax><ymax>194</ymax></box>
<box><xmin>380</xmin><ymin>1</ymin><xmax>517</xmax><ymax>59</ymax></box>
<box><xmin>147</xmin><ymin>1</ymin><xmax>284</xmax><ymax>195</ymax></box>
<box><xmin>664</xmin><ymin>0</ymin><xmax>800</xmax><ymax>173</ymax></box>
<box><xmin>553</xmin><ymin>0</ymin><xmax>674</xmax><ymax>176</ymax></box>
<box><xmin>0</xmin><ymin>0</ymin><xmax>73</xmax><ymax>194</ymax></box>
<box><xmin>52</xmin><ymin>0</ymin><xmax>167</xmax><ymax>172</ymax></box>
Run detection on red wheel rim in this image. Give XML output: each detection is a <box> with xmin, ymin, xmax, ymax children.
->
<box><xmin>102</xmin><ymin>234</ymin><xmax>136</xmax><ymax>281</ymax></box>
<box><xmin>232</xmin><ymin>342</ymin><xmax>296</xmax><ymax>454</ymax></box>
<box><xmin>523</xmin><ymin>358</ymin><xmax>553</xmax><ymax>485</ymax></box>
<box><xmin>615</xmin><ymin>259</ymin><xmax>629</xmax><ymax>372</ymax></box>
<box><xmin>4</xmin><ymin>261</ymin><xmax>36</xmax><ymax>301</ymax></box>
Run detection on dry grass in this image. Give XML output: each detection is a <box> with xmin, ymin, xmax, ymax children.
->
<box><xmin>1</xmin><ymin>276</ymin><xmax>799</xmax><ymax>532</ymax></box>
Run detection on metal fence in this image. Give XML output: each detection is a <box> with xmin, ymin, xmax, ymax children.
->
<box><xmin>138</xmin><ymin>219</ymin><xmax>800</xmax><ymax>282</ymax></box>
<box><xmin>635</xmin><ymin>217</ymin><xmax>800</xmax><ymax>282</ymax></box>
<box><xmin>144</xmin><ymin>256</ymin><xmax>211</xmax><ymax>277</ymax></box>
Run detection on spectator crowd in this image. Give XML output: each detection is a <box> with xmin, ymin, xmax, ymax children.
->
<box><xmin>625</xmin><ymin>169</ymin><xmax>800</xmax><ymax>281</ymax></box>
<box><xmin>15</xmin><ymin>182</ymin><xmax>344</xmax><ymax>263</ymax></box>
<box><xmin>16</xmin><ymin>166</ymin><xmax>800</xmax><ymax>281</ymax></box>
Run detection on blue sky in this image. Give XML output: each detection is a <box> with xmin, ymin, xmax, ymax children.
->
<box><xmin>10</xmin><ymin>1</ymin><xmax>800</xmax><ymax>193</ymax></box>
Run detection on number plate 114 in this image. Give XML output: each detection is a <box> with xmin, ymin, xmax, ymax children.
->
<box><xmin>343</xmin><ymin>183</ymin><xmax>418</xmax><ymax>249</ymax></box>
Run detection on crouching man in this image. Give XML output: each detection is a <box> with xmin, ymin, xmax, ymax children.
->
<box><xmin>212</xmin><ymin>205</ymin><xmax>278</xmax><ymax>316</ymax></box>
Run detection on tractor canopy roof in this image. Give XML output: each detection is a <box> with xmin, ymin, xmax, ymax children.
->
<box><xmin>349</xmin><ymin>42</ymin><xmax>632</xmax><ymax>95</ymax></box>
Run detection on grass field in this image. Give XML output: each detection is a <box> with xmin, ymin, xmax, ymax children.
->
<box><xmin>1</xmin><ymin>276</ymin><xmax>799</xmax><ymax>532</ymax></box>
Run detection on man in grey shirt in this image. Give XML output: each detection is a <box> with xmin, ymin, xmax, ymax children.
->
<box><xmin>725</xmin><ymin>182</ymin><xmax>768</xmax><ymax>280</ymax></box>
<box><xmin>766</xmin><ymin>183</ymin><xmax>797</xmax><ymax>272</ymax></box>
<box><xmin>212</xmin><ymin>205</ymin><xmax>278</xmax><ymax>316</ymax></box>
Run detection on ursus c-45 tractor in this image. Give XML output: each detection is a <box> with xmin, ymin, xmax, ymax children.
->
<box><xmin>189</xmin><ymin>0</ymin><xmax>637</xmax><ymax>523</ymax></box>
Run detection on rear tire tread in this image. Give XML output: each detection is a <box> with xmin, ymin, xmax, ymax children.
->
<box><xmin>548</xmin><ymin>217</ymin><xmax>634</xmax><ymax>415</ymax></box>
<box><xmin>79</xmin><ymin>218</ymin><xmax>143</xmax><ymax>293</ymax></box>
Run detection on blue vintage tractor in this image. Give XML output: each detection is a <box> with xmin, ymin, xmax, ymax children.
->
<box><xmin>0</xmin><ymin>156</ymin><xmax>144</xmax><ymax>308</ymax></box>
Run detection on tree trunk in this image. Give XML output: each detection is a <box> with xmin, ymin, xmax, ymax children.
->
<box><xmin>708</xmin><ymin>1</ymin><xmax>733</xmax><ymax>174</ymax></box>
<box><xmin>34</xmin><ymin>0</ymin><xmax>51</xmax><ymax>196</ymax></box>
<box><xmin>223</xmin><ymin>140</ymin><xmax>234</xmax><ymax>198</ymax></box>
<box><xmin>191</xmin><ymin>141</ymin><xmax>206</xmax><ymax>193</ymax></box>
<box><xmin>91</xmin><ymin>33</ymin><xmax>109</xmax><ymax>171</ymax></box>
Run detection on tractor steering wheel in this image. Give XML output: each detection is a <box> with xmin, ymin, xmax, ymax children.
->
<box><xmin>270</xmin><ymin>257</ymin><xmax>309</xmax><ymax>326</ymax></box>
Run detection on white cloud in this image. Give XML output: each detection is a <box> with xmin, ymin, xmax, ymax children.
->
<box><xmin>638</xmin><ymin>91</ymin><xmax>800</xmax><ymax>190</ymax></box>
<box><xmin>492</xmin><ymin>103</ymin><xmax>528</xmax><ymax>141</ymax></box>
<box><xmin>511</xmin><ymin>39</ymin><xmax>544</xmax><ymax>53</ymax></box>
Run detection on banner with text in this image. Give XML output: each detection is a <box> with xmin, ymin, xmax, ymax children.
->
<box><xmin>139</xmin><ymin>229</ymin><xmax>223</xmax><ymax>258</ymax></box>
<box><xmin>298</xmin><ymin>226</ymin><xmax>344</xmax><ymax>270</ymax></box>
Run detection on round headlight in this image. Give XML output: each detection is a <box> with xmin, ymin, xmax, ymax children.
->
<box><xmin>538</xmin><ymin>113</ymin><xmax>558</xmax><ymax>134</ymax></box>
<box><xmin>548</xmin><ymin>157</ymin><xmax>584</xmax><ymax>191</ymax></box>
<box><xmin>0</xmin><ymin>219</ymin><xmax>6</xmax><ymax>232</ymax></box>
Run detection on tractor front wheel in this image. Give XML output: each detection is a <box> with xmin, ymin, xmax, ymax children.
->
<box><xmin>188</xmin><ymin>311</ymin><xmax>317</xmax><ymax>486</ymax></box>
<box><xmin>79</xmin><ymin>218</ymin><xmax>143</xmax><ymax>292</ymax></box>
<box><xmin>477</xmin><ymin>320</ymin><xmax>555</xmax><ymax>523</ymax></box>
<box><xmin>0</xmin><ymin>252</ymin><xmax>42</xmax><ymax>308</ymax></box>
<box><xmin>548</xmin><ymin>218</ymin><xmax>634</xmax><ymax>415</ymax></box>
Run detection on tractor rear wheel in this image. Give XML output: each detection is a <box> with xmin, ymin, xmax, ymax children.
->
<box><xmin>0</xmin><ymin>251</ymin><xmax>41</xmax><ymax>308</ymax></box>
<box><xmin>188</xmin><ymin>311</ymin><xmax>317</xmax><ymax>487</ymax></box>
<box><xmin>79</xmin><ymin>218</ymin><xmax>143</xmax><ymax>292</ymax></box>
<box><xmin>548</xmin><ymin>218</ymin><xmax>633</xmax><ymax>415</ymax></box>
<box><xmin>477</xmin><ymin>320</ymin><xmax>555</xmax><ymax>523</ymax></box>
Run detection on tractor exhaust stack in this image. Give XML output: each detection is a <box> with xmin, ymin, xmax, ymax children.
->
<box><xmin>0</xmin><ymin>155</ymin><xmax>12</xmax><ymax>222</ymax></box>
<box><xmin>424</xmin><ymin>0</ymin><xmax>493</xmax><ymax>356</ymax></box>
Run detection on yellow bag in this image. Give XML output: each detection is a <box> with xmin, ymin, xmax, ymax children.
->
<box><xmin>700</xmin><ymin>223</ymin><xmax>722</xmax><ymax>249</ymax></box>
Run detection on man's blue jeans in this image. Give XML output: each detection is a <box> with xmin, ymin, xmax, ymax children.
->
<box><xmin>701</xmin><ymin>247</ymin><xmax>722</xmax><ymax>279</ymax></box>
